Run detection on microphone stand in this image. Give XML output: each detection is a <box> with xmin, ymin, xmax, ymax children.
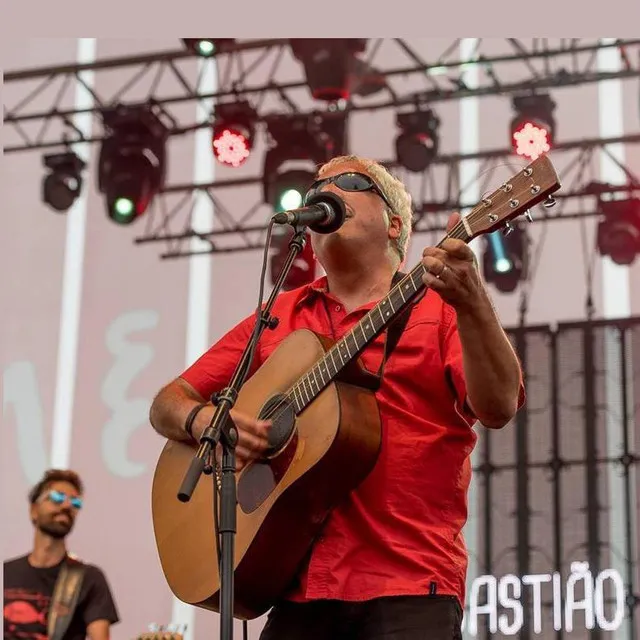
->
<box><xmin>176</xmin><ymin>224</ymin><xmax>309</xmax><ymax>640</ymax></box>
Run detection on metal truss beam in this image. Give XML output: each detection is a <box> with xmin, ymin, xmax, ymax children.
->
<box><xmin>3</xmin><ymin>39</ymin><xmax>289</xmax><ymax>80</ymax></box>
<box><xmin>156</xmin><ymin>133</ymin><xmax>640</xmax><ymax>194</ymax></box>
<box><xmin>4</xmin><ymin>38</ymin><xmax>640</xmax><ymax>153</ymax></box>
<box><xmin>130</xmin><ymin>133</ymin><xmax>640</xmax><ymax>259</ymax></box>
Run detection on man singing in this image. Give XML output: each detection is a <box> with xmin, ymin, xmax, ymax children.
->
<box><xmin>149</xmin><ymin>155</ymin><xmax>524</xmax><ymax>639</ymax></box>
<box><xmin>4</xmin><ymin>469</ymin><xmax>120</xmax><ymax>640</ymax></box>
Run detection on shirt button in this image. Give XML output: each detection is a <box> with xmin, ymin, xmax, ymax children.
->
<box><xmin>335</xmin><ymin>305</ymin><xmax>341</xmax><ymax>312</ymax></box>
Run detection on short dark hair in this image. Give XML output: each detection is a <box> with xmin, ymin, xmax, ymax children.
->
<box><xmin>28</xmin><ymin>469</ymin><xmax>84</xmax><ymax>505</ymax></box>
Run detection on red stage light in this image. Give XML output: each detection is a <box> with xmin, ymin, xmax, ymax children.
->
<box><xmin>509</xmin><ymin>94</ymin><xmax>556</xmax><ymax>161</ymax></box>
<box><xmin>212</xmin><ymin>127</ymin><xmax>251</xmax><ymax>168</ymax></box>
<box><xmin>512</xmin><ymin>120</ymin><xmax>552</xmax><ymax>161</ymax></box>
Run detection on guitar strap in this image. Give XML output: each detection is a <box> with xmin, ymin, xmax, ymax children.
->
<box><xmin>320</xmin><ymin>270</ymin><xmax>421</xmax><ymax>392</ymax></box>
<box><xmin>47</xmin><ymin>555</ymin><xmax>86</xmax><ymax>640</ymax></box>
<box><xmin>374</xmin><ymin>270</ymin><xmax>421</xmax><ymax>382</ymax></box>
<box><xmin>381</xmin><ymin>270</ymin><xmax>415</xmax><ymax>363</ymax></box>
<box><xmin>352</xmin><ymin>270</ymin><xmax>421</xmax><ymax>392</ymax></box>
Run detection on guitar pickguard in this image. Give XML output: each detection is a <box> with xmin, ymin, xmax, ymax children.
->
<box><xmin>237</xmin><ymin>431</ymin><xmax>299</xmax><ymax>514</ymax></box>
<box><xmin>260</xmin><ymin>393</ymin><xmax>297</xmax><ymax>457</ymax></box>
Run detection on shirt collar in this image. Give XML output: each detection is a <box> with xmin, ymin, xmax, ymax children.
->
<box><xmin>295</xmin><ymin>276</ymin><xmax>329</xmax><ymax>309</ymax></box>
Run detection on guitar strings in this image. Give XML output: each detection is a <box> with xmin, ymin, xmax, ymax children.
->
<box><xmin>256</xmin><ymin>222</ymin><xmax>470</xmax><ymax>431</ymax></box>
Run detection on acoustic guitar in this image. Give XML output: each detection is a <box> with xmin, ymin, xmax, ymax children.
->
<box><xmin>151</xmin><ymin>155</ymin><xmax>561</xmax><ymax>620</ymax></box>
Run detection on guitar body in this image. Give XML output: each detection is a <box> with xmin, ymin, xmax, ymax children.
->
<box><xmin>152</xmin><ymin>329</ymin><xmax>382</xmax><ymax>619</ymax></box>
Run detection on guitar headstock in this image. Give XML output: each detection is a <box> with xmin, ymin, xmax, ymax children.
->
<box><xmin>464</xmin><ymin>154</ymin><xmax>561</xmax><ymax>239</ymax></box>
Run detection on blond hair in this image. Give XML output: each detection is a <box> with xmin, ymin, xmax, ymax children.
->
<box><xmin>318</xmin><ymin>155</ymin><xmax>413</xmax><ymax>262</ymax></box>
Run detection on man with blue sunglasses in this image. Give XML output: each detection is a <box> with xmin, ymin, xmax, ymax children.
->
<box><xmin>4</xmin><ymin>469</ymin><xmax>119</xmax><ymax>640</ymax></box>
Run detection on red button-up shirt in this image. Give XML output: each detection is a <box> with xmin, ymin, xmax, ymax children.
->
<box><xmin>181</xmin><ymin>276</ymin><xmax>522</xmax><ymax>607</ymax></box>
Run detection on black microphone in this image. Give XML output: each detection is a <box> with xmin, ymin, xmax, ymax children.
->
<box><xmin>271</xmin><ymin>191</ymin><xmax>347</xmax><ymax>235</ymax></box>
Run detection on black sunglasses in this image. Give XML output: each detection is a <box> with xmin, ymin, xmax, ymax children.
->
<box><xmin>304</xmin><ymin>172</ymin><xmax>394</xmax><ymax>212</ymax></box>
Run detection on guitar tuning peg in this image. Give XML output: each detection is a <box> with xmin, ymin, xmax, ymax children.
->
<box><xmin>525</xmin><ymin>210</ymin><xmax>533</xmax><ymax>223</ymax></box>
<box><xmin>502</xmin><ymin>222</ymin><xmax>514</xmax><ymax>236</ymax></box>
<box><xmin>543</xmin><ymin>195</ymin><xmax>557</xmax><ymax>208</ymax></box>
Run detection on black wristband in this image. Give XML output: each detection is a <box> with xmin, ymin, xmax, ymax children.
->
<box><xmin>185</xmin><ymin>403</ymin><xmax>208</xmax><ymax>440</ymax></box>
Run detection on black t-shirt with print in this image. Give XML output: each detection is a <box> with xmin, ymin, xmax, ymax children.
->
<box><xmin>3</xmin><ymin>554</ymin><xmax>119</xmax><ymax>640</ymax></box>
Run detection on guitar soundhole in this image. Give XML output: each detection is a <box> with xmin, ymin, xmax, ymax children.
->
<box><xmin>259</xmin><ymin>393</ymin><xmax>296</xmax><ymax>458</ymax></box>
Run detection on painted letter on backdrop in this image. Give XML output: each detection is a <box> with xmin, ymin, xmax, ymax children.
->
<box><xmin>101</xmin><ymin>310</ymin><xmax>159</xmax><ymax>477</ymax></box>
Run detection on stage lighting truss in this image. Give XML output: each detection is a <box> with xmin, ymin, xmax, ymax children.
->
<box><xmin>4</xmin><ymin>38</ymin><xmax>640</xmax><ymax>262</ymax></box>
<box><xmin>41</xmin><ymin>150</ymin><xmax>86</xmax><ymax>212</ymax></box>
<box><xmin>129</xmin><ymin>133</ymin><xmax>640</xmax><ymax>259</ymax></box>
<box><xmin>6</xmin><ymin>39</ymin><xmax>640</xmax><ymax>155</ymax></box>
<box><xmin>212</xmin><ymin>100</ymin><xmax>258</xmax><ymax>168</ymax></box>
<box><xmin>510</xmin><ymin>93</ymin><xmax>556</xmax><ymax>161</ymax></box>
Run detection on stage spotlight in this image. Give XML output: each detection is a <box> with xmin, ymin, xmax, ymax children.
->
<box><xmin>262</xmin><ymin>111</ymin><xmax>348</xmax><ymax>211</ymax></box>
<box><xmin>395</xmin><ymin>107</ymin><xmax>440</xmax><ymax>173</ymax></box>
<box><xmin>212</xmin><ymin>101</ymin><xmax>257</xmax><ymax>168</ymax></box>
<box><xmin>270</xmin><ymin>168</ymin><xmax>316</xmax><ymax>213</ymax></box>
<box><xmin>510</xmin><ymin>93</ymin><xmax>556</xmax><ymax>161</ymax></box>
<box><xmin>41</xmin><ymin>151</ymin><xmax>85</xmax><ymax>212</ymax></box>
<box><xmin>181</xmin><ymin>39</ymin><xmax>234</xmax><ymax>57</ymax></box>
<box><xmin>482</xmin><ymin>222</ymin><xmax>530</xmax><ymax>293</ymax></box>
<box><xmin>290</xmin><ymin>39</ymin><xmax>368</xmax><ymax>102</ymax></box>
<box><xmin>597</xmin><ymin>198</ymin><xmax>640</xmax><ymax>265</ymax></box>
<box><xmin>98</xmin><ymin>104</ymin><xmax>169</xmax><ymax>225</ymax></box>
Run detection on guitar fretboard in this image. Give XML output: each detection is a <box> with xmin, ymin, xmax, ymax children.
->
<box><xmin>283</xmin><ymin>220</ymin><xmax>470</xmax><ymax>414</ymax></box>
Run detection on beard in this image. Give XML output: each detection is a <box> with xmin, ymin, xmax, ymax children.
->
<box><xmin>36</xmin><ymin>514</ymin><xmax>74</xmax><ymax>540</ymax></box>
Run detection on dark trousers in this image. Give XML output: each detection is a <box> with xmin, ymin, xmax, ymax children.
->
<box><xmin>259</xmin><ymin>595</ymin><xmax>463</xmax><ymax>640</ymax></box>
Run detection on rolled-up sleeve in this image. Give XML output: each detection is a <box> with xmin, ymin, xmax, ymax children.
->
<box><xmin>180</xmin><ymin>314</ymin><xmax>259</xmax><ymax>400</ymax></box>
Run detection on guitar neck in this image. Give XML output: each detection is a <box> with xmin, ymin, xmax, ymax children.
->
<box><xmin>281</xmin><ymin>145</ymin><xmax>564</xmax><ymax>413</ymax></box>
<box><xmin>285</xmin><ymin>220</ymin><xmax>472</xmax><ymax>413</ymax></box>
